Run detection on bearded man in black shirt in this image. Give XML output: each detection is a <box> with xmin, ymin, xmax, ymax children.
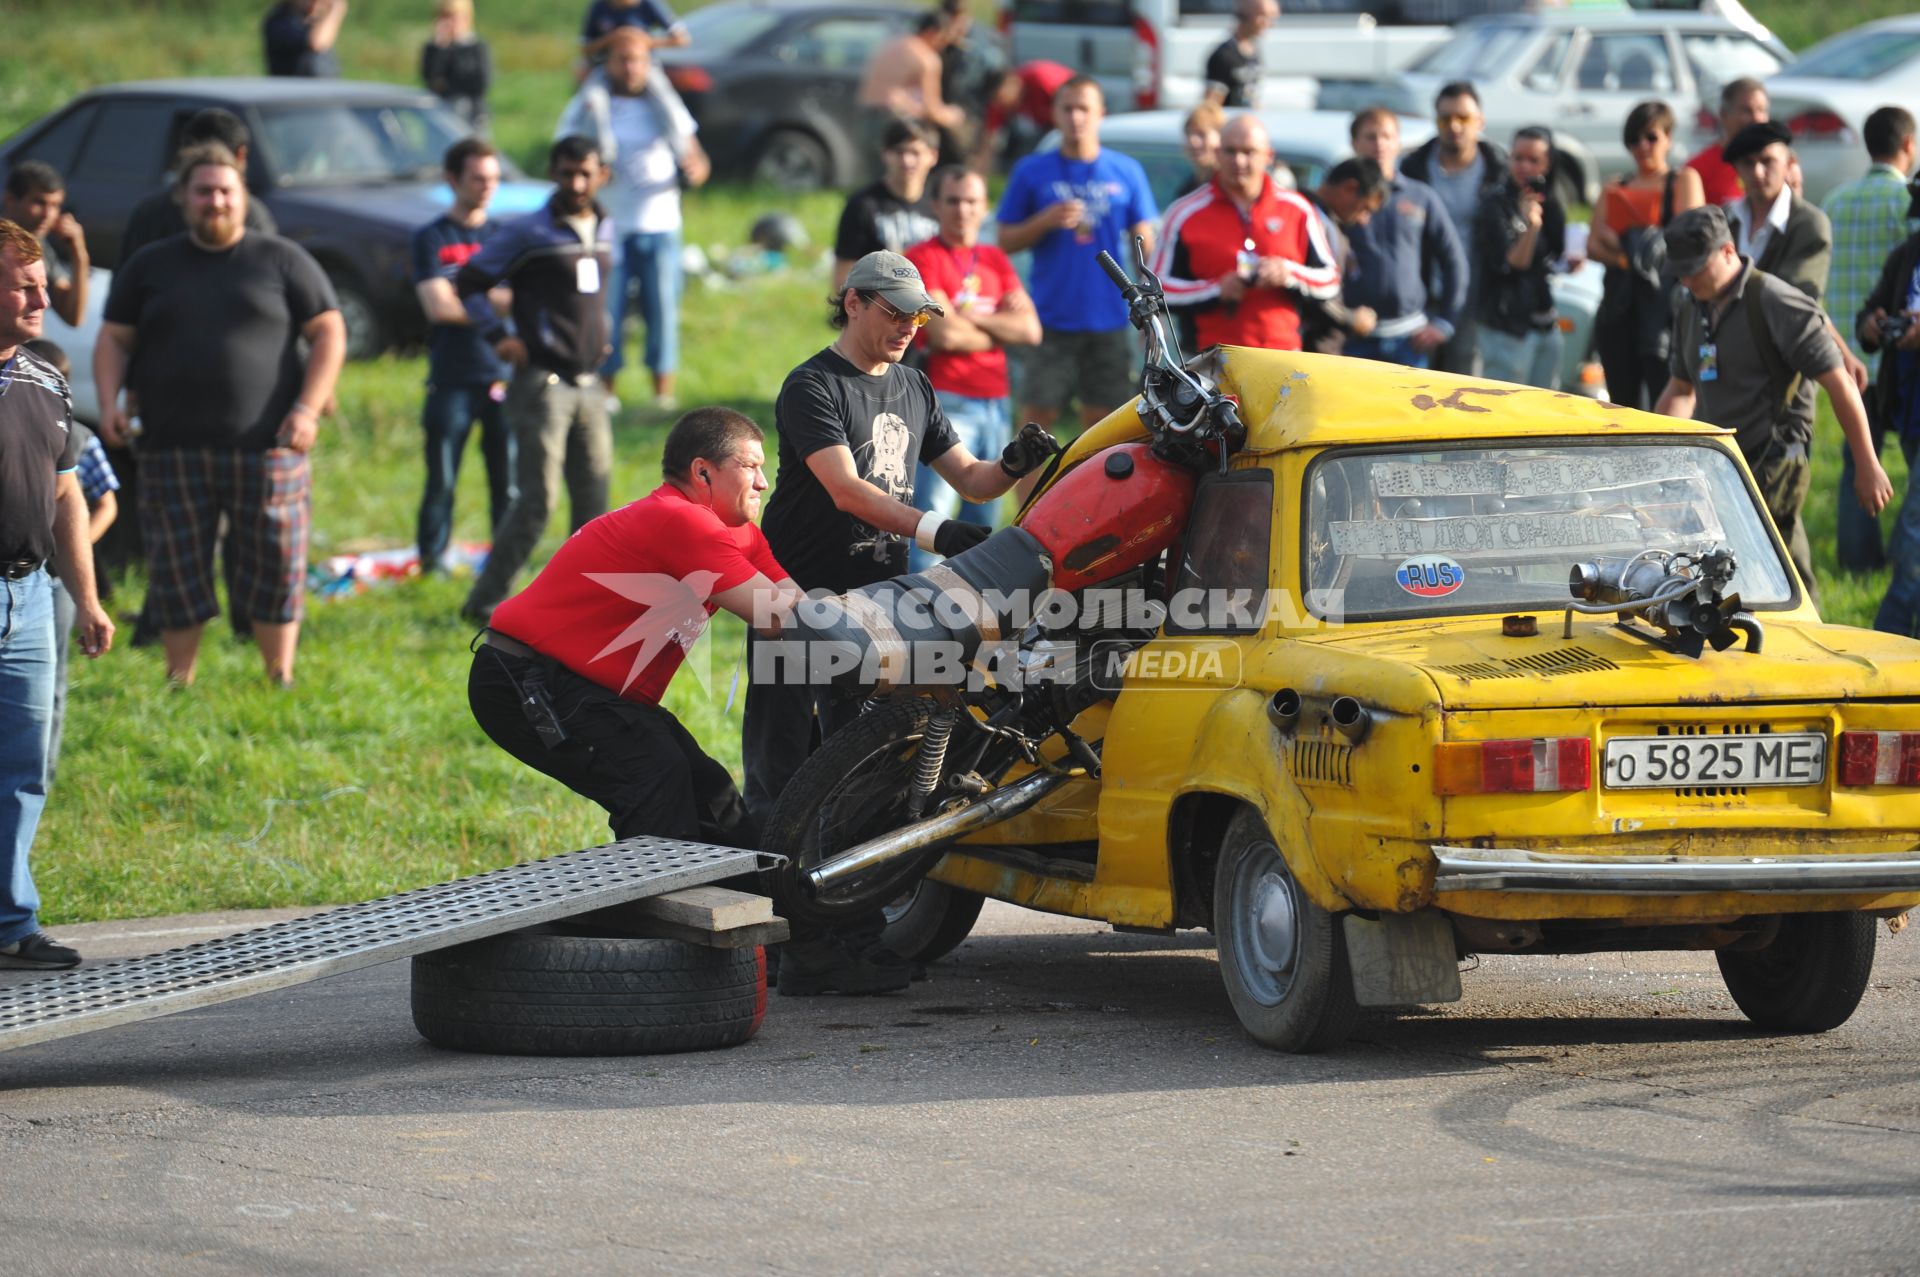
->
<box><xmin>746</xmin><ymin>249</ymin><xmax>1047</xmax><ymax>994</ymax></box>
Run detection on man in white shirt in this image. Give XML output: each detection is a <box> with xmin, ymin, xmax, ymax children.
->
<box><xmin>556</xmin><ymin>27</ymin><xmax>709</xmax><ymax>413</ymax></box>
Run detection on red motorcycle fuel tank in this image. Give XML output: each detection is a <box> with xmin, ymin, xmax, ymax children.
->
<box><xmin>1018</xmin><ymin>443</ymin><xmax>1198</xmax><ymax>592</ymax></box>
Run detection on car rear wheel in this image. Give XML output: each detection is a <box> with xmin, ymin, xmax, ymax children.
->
<box><xmin>324</xmin><ymin>268</ymin><xmax>384</xmax><ymax>360</ymax></box>
<box><xmin>752</xmin><ymin>129</ymin><xmax>833</xmax><ymax>191</ymax></box>
<box><xmin>1716</xmin><ymin>912</ymin><xmax>1877</xmax><ymax>1033</ymax></box>
<box><xmin>1212</xmin><ymin>808</ymin><xmax>1358</xmax><ymax>1053</ymax></box>
<box><xmin>881</xmin><ymin>879</ymin><xmax>985</xmax><ymax>964</ymax></box>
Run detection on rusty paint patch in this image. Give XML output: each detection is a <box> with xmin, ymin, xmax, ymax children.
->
<box><xmin>1062</xmin><ymin>533</ymin><xmax>1122</xmax><ymax>572</ymax></box>
<box><xmin>1410</xmin><ymin>386</ymin><xmax>1521</xmax><ymax>414</ymax></box>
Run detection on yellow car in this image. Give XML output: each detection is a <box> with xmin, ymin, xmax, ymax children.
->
<box><xmin>775</xmin><ymin>348</ymin><xmax>1920</xmax><ymax>1053</ymax></box>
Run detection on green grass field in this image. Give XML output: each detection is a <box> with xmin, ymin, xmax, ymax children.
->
<box><xmin>8</xmin><ymin>0</ymin><xmax>1919</xmax><ymax>924</ymax></box>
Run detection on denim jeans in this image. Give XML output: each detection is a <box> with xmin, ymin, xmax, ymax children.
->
<box><xmin>1873</xmin><ymin>435</ymin><xmax>1920</xmax><ymax>636</ymax></box>
<box><xmin>0</xmin><ymin>569</ymin><xmax>56</xmax><ymax>945</ymax></box>
<box><xmin>910</xmin><ymin>392</ymin><xmax>1011</xmax><ymax>571</ymax></box>
<box><xmin>1344</xmin><ymin>332</ymin><xmax>1431</xmax><ymax>370</ymax></box>
<box><xmin>48</xmin><ymin>576</ymin><xmax>74</xmax><ymax>787</ymax></box>
<box><xmin>419</xmin><ymin>380</ymin><xmax>517</xmax><ymax>570</ymax></box>
<box><xmin>1479</xmin><ymin>325</ymin><xmax>1564</xmax><ymax>389</ymax></box>
<box><xmin>1837</xmin><ymin>395</ymin><xmax>1889</xmax><ymax>573</ymax></box>
<box><xmin>603</xmin><ymin>228</ymin><xmax>683</xmax><ymax>379</ymax></box>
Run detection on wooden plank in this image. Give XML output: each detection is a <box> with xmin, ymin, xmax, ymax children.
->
<box><xmin>625</xmin><ymin>916</ymin><xmax>790</xmax><ymax>950</ymax></box>
<box><xmin>629</xmin><ymin>886</ymin><xmax>775</xmax><ymax>931</ymax></box>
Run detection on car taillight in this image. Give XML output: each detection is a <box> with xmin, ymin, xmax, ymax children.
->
<box><xmin>1434</xmin><ymin>739</ymin><xmax>1591</xmax><ymax>795</ymax></box>
<box><xmin>667</xmin><ymin>65</ymin><xmax>712</xmax><ymax>93</ymax></box>
<box><xmin>1837</xmin><ymin>731</ymin><xmax>1920</xmax><ymax>786</ymax></box>
<box><xmin>1132</xmin><ymin>14</ymin><xmax>1159</xmax><ymax>110</ymax></box>
<box><xmin>1787</xmin><ymin>109</ymin><xmax>1853</xmax><ymax>141</ymax></box>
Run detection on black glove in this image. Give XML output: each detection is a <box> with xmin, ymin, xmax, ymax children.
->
<box><xmin>933</xmin><ymin>519</ymin><xmax>993</xmax><ymax>557</ymax></box>
<box><xmin>1000</xmin><ymin>421</ymin><xmax>1061</xmax><ymax>477</ymax></box>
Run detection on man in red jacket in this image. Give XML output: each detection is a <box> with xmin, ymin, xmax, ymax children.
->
<box><xmin>1151</xmin><ymin>114</ymin><xmax>1341</xmax><ymax>351</ymax></box>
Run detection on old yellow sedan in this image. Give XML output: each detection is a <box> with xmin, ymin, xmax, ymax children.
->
<box><xmin>772</xmin><ymin>348</ymin><xmax>1920</xmax><ymax>1053</ymax></box>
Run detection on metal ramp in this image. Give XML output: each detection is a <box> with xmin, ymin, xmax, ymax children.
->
<box><xmin>0</xmin><ymin>838</ymin><xmax>773</xmax><ymax>1055</ymax></box>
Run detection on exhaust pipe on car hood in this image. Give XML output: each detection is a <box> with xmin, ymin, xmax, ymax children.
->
<box><xmin>803</xmin><ymin>769</ymin><xmax>1073</xmax><ymax>894</ymax></box>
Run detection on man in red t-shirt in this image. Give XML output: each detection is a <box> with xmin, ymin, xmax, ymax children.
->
<box><xmin>1151</xmin><ymin>114</ymin><xmax>1341</xmax><ymax>352</ymax></box>
<box><xmin>468</xmin><ymin>406</ymin><xmax>801</xmax><ymax>845</ymax></box>
<box><xmin>904</xmin><ymin>166</ymin><xmax>1041</xmax><ymax>565</ymax></box>
<box><xmin>1687</xmin><ymin>77</ymin><xmax>1768</xmax><ymax>207</ymax></box>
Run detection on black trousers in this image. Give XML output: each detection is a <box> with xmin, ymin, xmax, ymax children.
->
<box><xmin>740</xmin><ymin>630</ymin><xmax>865</xmax><ymax>832</ymax></box>
<box><xmin>1596</xmin><ymin>326</ymin><xmax>1668</xmax><ymax>412</ymax></box>
<box><xmin>468</xmin><ymin>646</ymin><xmax>755</xmax><ymax>848</ymax></box>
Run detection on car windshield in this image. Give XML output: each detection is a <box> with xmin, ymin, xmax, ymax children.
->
<box><xmin>1411</xmin><ymin>24</ymin><xmax>1535</xmax><ymax>78</ymax></box>
<box><xmin>678</xmin><ymin>4</ymin><xmax>784</xmax><ymax>51</ymax></box>
<box><xmin>257</xmin><ymin>102</ymin><xmax>470</xmax><ymax>185</ymax></box>
<box><xmin>1788</xmin><ymin>28</ymin><xmax>1920</xmax><ymax>80</ymax></box>
<box><xmin>1302</xmin><ymin>442</ymin><xmax>1794</xmax><ymax>619</ymax></box>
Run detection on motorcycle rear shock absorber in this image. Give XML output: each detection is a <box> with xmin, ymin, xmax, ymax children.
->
<box><xmin>906</xmin><ymin>708</ymin><xmax>956</xmax><ymax>819</ymax></box>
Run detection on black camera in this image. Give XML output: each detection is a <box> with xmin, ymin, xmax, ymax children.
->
<box><xmin>1526</xmin><ymin>174</ymin><xmax>1550</xmax><ymax>195</ymax></box>
<box><xmin>1884</xmin><ymin>313</ymin><xmax>1912</xmax><ymax>345</ymax></box>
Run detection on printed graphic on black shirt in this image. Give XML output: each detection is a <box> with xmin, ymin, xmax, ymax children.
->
<box><xmin>762</xmin><ymin>348</ymin><xmax>959</xmax><ymax>594</ymax></box>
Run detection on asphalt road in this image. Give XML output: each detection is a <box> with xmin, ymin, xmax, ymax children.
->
<box><xmin>1</xmin><ymin>903</ymin><xmax>1916</xmax><ymax>1275</ymax></box>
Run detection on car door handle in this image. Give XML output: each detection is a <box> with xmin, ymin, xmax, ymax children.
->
<box><xmin>1564</xmin><ymin>102</ymin><xmax>1595</xmax><ymax>117</ymax></box>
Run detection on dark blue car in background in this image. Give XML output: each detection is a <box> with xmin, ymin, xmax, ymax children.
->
<box><xmin>0</xmin><ymin>78</ymin><xmax>551</xmax><ymax>359</ymax></box>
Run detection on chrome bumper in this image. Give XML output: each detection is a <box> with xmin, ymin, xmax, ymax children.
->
<box><xmin>1431</xmin><ymin>846</ymin><xmax>1920</xmax><ymax>895</ymax></box>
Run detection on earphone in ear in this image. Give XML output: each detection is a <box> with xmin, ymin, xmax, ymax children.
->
<box><xmin>700</xmin><ymin>470</ymin><xmax>712</xmax><ymax>483</ymax></box>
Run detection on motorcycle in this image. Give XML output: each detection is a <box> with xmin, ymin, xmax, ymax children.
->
<box><xmin>761</xmin><ymin>245</ymin><xmax>1249</xmax><ymax>960</ymax></box>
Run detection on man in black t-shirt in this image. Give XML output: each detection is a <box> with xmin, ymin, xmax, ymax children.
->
<box><xmin>411</xmin><ymin>138</ymin><xmax>515</xmax><ymax>574</ymax></box>
<box><xmin>832</xmin><ymin>119</ymin><xmax>941</xmax><ymax>292</ymax></box>
<box><xmin>746</xmin><ymin>250</ymin><xmax>1042</xmax><ymax>994</ymax></box>
<box><xmin>96</xmin><ymin>144</ymin><xmax>344</xmax><ymax>688</ymax></box>
<box><xmin>1204</xmin><ymin>0</ymin><xmax>1275</xmax><ymax>109</ymax></box>
<box><xmin>0</xmin><ymin>219</ymin><xmax>113</xmax><ymax>971</ymax></box>
<box><xmin>264</xmin><ymin>0</ymin><xmax>346</xmax><ymax>77</ymax></box>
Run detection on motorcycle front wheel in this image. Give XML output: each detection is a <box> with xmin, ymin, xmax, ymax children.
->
<box><xmin>762</xmin><ymin>697</ymin><xmax>956</xmax><ymax>928</ymax></box>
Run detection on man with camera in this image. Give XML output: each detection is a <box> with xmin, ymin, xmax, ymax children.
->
<box><xmin>1656</xmin><ymin>205</ymin><xmax>1891</xmax><ymax>598</ymax></box>
<box><xmin>1474</xmin><ymin>127</ymin><xmax>1566</xmax><ymax>388</ymax></box>
<box><xmin>1856</xmin><ymin>184</ymin><xmax>1920</xmax><ymax>635</ymax></box>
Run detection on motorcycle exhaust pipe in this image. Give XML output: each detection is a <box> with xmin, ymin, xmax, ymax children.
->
<box><xmin>804</xmin><ymin>769</ymin><xmax>1072</xmax><ymax>894</ymax></box>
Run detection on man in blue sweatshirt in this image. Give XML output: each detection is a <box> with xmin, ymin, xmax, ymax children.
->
<box><xmin>1342</xmin><ymin>107</ymin><xmax>1468</xmax><ymax>370</ymax></box>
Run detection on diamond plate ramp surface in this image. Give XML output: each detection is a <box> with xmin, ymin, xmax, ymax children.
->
<box><xmin>0</xmin><ymin>838</ymin><xmax>773</xmax><ymax>1055</ymax></box>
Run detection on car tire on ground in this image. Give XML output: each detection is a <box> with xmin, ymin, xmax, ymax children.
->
<box><xmin>411</xmin><ymin>929</ymin><xmax>767</xmax><ymax>1056</ymax></box>
<box><xmin>881</xmin><ymin>879</ymin><xmax>985</xmax><ymax>964</ymax></box>
<box><xmin>1212</xmin><ymin>807</ymin><xmax>1359</xmax><ymax>1053</ymax></box>
<box><xmin>752</xmin><ymin>128</ymin><xmax>833</xmax><ymax>190</ymax></box>
<box><xmin>1716</xmin><ymin>911</ymin><xmax>1876</xmax><ymax>1033</ymax></box>
<box><xmin>323</xmin><ymin>268</ymin><xmax>384</xmax><ymax>361</ymax></box>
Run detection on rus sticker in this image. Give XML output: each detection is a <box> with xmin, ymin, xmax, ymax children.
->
<box><xmin>1396</xmin><ymin>555</ymin><xmax>1465</xmax><ymax>598</ymax></box>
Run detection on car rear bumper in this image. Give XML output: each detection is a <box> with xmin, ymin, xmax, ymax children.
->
<box><xmin>1431</xmin><ymin>845</ymin><xmax>1920</xmax><ymax>895</ymax></box>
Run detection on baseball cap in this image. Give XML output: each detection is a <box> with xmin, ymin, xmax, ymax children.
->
<box><xmin>1664</xmin><ymin>204</ymin><xmax>1734</xmax><ymax>277</ymax></box>
<box><xmin>843</xmin><ymin>251</ymin><xmax>945</xmax><ymax>317</ymax></box>
<box><xmin>1722</xmin><ymin>119</ymin><xmax>1794</xmax><ymax>164</ymax></box>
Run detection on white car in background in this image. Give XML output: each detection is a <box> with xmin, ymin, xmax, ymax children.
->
<box><xmin>41</xmin><ymin>266</ymin><xmax>106</xmax><ymax>426</ymax></box>
<box><xmin>1764</xmin><ymin>15</ymin><xmax>1920</xmax><ymax>203</ymax></box>
<box><xmin>1340</xmin><ymin>9</ymin><xmax>1788</xmax><ymax>207</ymax></box>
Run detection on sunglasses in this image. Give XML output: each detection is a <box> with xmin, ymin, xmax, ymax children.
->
<box><xmin>1436</xmin><ymin>112</ymin><xmax>1477</xmax><ymax>127</ymax></box>
<box><xmin>863</xmin><ymin>292</ymin><xmax>930</xmax><ymax>328</ymax></box>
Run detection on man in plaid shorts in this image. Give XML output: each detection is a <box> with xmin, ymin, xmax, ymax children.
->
<box><xmin>94</xmin><ymin>143</ymin><xmax>346</xmax><ymax>686</ymax></box>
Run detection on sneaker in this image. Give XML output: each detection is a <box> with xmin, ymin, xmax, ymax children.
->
<box><xmin>0</xmin><ymin>931</ymin><xmax>80</xmax><ymax>970</ymax></box>
<box><xmin>654</xmin><ymin>394</ymin><xmax>679</xmax><ymax>414</ymax></box>
<box><xmin>775</xmin><ymin>937</ymin><xmax>912</xmax><ymax>997</ymax></box>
